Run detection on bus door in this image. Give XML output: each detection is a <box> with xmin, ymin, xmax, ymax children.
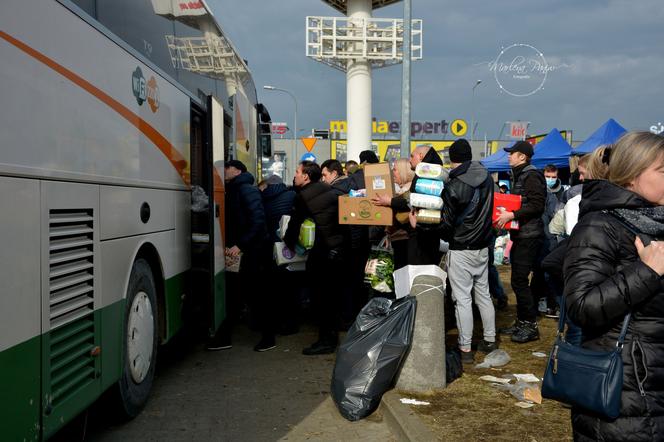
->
<box><xmin>189</xmin><ymin>97</ymin><xmax>226</xmax><ymax>336</ymax></box>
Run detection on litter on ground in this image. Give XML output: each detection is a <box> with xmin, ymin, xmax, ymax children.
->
<box><xmin>514</xmin><ymin>401</ymin><xmax>535</xmax><ymax>409</ymax></box>
<box><xmin>478</xmin><ymin>375</ymin><xmax>511</xmax><ymax>384</ymax></box>
<box><xmin>512</xmin><ymin>373</ymin><xmax>540</xmax><ymax>383</ymax></box>
<box><xmin>474</xmin><ymin>349</ymin><xmax>511</xmax><ymax>368</ymax></box>
<box><xmin>400</xmin><ymin>398</ymin><xmax>431</xmax><ymax>406</ymax></box>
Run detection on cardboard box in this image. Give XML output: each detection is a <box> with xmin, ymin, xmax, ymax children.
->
<box><xmin>493</xmin><ymin>193</ymin><xmax>522</xmax><ymax>230</ymax></box>
<box><xmin>364</xmin><ymin>163</ymin><xmax>394</xmax><ymax>200</ymax></box>
<box><xmin>338</xmin><ymin>195</ymin><xmax>393</xmax><ymax>226</ymax></box>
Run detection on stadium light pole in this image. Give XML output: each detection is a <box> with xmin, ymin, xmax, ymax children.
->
<box><xmin>400</xmin><ymin>0</ymin><xmax>412</xmax><ymax>159</ymax></box>
<box><xmin>471</xmin><ymin>79</ymin><xmax>482</xmax><ymax>141</ymax></box>
<box><xmin>264</xmin><ymin>85</ymin><xmax>298</xmax><ymax>178</ymax></box>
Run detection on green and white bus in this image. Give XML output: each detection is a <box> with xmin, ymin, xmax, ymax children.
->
<box><xmin>0</xmin><ymin>1</ymin><xmax>272</xmax><ymax>439</ymax></box>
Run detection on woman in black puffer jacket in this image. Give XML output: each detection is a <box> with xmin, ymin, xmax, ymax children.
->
<box><xmin>563</xmin><ymin>131</ymin><xmax>664</xmax><ymax>441</ymax></box>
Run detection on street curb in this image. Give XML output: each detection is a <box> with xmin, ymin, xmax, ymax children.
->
<box><xmin>380</xmin><ymin>390</ymin><xmax>439</xmax><ymax>441</ymax></box>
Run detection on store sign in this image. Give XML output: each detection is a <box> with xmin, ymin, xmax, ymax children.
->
<box><xmin>271</xmin><ymin>122</ymin><xmax>288</xmax><ymax>135</ymax></box>
<box><xmin>508</xmin><ymin>121</ymin><xmax>529</xmax><ymax>139</ymax></box>
<box><xmin>329</xmin><ymin>119</ymin><xmax>465</xmax><ymax>137</ymax></box>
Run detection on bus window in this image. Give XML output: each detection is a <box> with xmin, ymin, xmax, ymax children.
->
<box><xmin>95</xmin><ymin>0</ymin><xmax>177</xmax><ymax>79</ymax></box>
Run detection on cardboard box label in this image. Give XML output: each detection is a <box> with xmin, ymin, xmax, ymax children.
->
<box><xmin>372</xmin><ymin>176</ymin><xmax>386</xmax><ymax>190</ymax></box>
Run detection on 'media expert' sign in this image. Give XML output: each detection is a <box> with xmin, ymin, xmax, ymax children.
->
<box><xmin>329</xmin><ymin>119</ymin><xmax>466</xmax><ymax>137</ymax></box>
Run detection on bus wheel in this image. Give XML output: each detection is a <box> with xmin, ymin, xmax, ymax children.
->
<box><xmin>117</xmin><ymin>258</ymin><xmax>158</xmax><ymax>419</ymax></box>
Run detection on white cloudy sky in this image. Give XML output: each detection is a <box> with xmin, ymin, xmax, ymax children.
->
<box><xmin>208</xmin><ymin>0</ymin><xmax>664</xmax><ymax>141</ymax></box>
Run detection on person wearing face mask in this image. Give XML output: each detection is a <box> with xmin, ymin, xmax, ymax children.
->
<box><xmin>543</xmin><ymin>165</ymin><xmax>565</xmax><ymax>202</ymax></box>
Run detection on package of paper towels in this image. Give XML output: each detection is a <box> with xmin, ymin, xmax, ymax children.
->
<box><xmin>414</xmin><ymin>178</ymin><xmax>444</xmax><ymax>196</ymax></box>
<box><xmin>410</xmin><ymin>193</ymin><xmax>443</xmax><ymax>210</ymax></box>
<box><xmin>415</xmin><ymin>162</ymin><xmax>447</xmax><ymax>181</ymax></box>
<box><xmin>415</xmin><ymin>209</ymin><xmax>441</xmax><ymax>224</ymax></box>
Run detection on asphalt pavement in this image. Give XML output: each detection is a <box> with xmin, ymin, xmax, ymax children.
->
<box><xmin>55</xmin><ymin>323</ymin><xmax>396</xmax><ymax>442</ymax></box>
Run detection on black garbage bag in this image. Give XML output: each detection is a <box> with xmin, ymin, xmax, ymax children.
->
<box><xmin>445</xmin><ymin>348</ymin><xmax>463</xmax><ymax>384</ymax></box>
<box><xmin>331</xmin><ymin>296</ymin><xmax>417</xmax><ymax>421</ymax></box>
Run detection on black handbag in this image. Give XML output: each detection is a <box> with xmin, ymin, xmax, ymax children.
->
<box><xmin>541</xmin><ymin>295</ymin><xmax>630</xmax><ymax>419</ymax></box>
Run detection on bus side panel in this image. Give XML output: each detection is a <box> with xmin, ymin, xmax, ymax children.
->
<box><xmin>0</xmin><ymin>177</ymin><xmax>41</xmax><ymax>441</ymax></box>
<box><xmin>0</xmin><ymin>1</ymin><xmax>191</xmax><ymax>188</ymax></box>
<box><xmin>100</xmin><ymin>228</ymin><xmax>188</xmax><ymax>349</ymax></box>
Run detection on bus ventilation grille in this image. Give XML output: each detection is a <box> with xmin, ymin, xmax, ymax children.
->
<box><xmin>48</xmin><ymin>209</ymin><xmax>96</xmax><ymax>404</ymax></box>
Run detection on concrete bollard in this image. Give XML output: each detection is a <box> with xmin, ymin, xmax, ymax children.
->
<box><xmin>396</xmin><ymin>273</ymin><xmax>446</xmax><ymax>392</ymax></box>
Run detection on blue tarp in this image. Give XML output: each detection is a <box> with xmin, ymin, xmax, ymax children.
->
<box><xmin>573</xmin><ymin>118</ymin><xmax>626</xmax><ymax>155</ymax></box>
<box><xmin>481</xmin><ymin>128</ymin><xmax>572</xmax><ymax>172</ymax></box>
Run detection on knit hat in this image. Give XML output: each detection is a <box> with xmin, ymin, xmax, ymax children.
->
<box><xmin>448</xmin><ymin>139</ymin><xmax>472</xmax><ymax>163</ymax></box>
<box><xmin>359</xmin><ymin>150</ymin><xmax>379</xmax><ymax>164</ymax></box>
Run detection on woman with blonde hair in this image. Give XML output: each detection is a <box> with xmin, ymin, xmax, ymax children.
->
<box><xmin>563</xmin><ymin>131</ymin><xmax>664</xmax><ymax>441</ymax></box>
<box><xmin>372</xmin><ymin>158</ymin><xmax>417</xmax><ymax>269</ymax></box>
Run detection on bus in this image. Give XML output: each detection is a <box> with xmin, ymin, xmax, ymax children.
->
<box><xmin>0</xmin><ymin>1</ymin><xmax>272</xmax><ymax>439</ymax></box>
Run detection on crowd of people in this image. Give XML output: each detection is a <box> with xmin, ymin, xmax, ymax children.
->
<box><xmin>209</xmin><ymin>131</ymin><xmax>664</xmax><ymax>441</ymax></box>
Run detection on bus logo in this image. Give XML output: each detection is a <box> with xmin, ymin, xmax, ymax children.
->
<box><xmin>132</xmin><ymin>67</ymin><xmax>159</xmax><ymax>113</ymax></box>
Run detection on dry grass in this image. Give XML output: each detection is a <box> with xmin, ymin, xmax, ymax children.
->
<box><xmin>400</xmin><ymin>266</ymin><xmax>573</xmax><ymax>442</ymax></box>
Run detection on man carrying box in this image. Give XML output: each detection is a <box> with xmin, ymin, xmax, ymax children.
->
<box><xmin>495</xmin><ymin>141</ymin><xmax>547</xmax><ymax>343</ymax></box>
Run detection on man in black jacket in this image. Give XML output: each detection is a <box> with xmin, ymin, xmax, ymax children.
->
<box><xmin>259</xmin><ymin>175</ymin><xmax>299</xmax><ymax>334</ymax></box>
<box><xmin>285</xmin><ymin>161</ymin><xmax>348</xmax><ymax>355</ymax></box>
<box><xmin>425</xmin><ymin>139</ymin><xmax>496</xmax><ymax>363</ymax></box>
<box><xmin>207</xmin><ymin>160</ymin><xmax>274</xmax><ymax>352</ymax></box>
<box><xmin>495</xmin><ymin>141</ymin><xmax>547</xmax><ymax>343</ymax></box>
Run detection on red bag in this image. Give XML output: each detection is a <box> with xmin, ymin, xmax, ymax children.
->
<box><xmin>493</xmin><ymin>193</ymin><xmax>522</xmax><ymax>230</ymax></box>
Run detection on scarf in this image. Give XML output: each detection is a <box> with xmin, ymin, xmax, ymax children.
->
<box><xmin>611</xmin><ymin>206</ymin><xmax>664</xmax><ymax>239</ymax></box>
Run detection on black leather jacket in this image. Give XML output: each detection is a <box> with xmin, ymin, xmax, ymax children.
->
<box><xmin>437</xmin><ymin>161</ymin><xmax>494</xmax><ymax>250</ymax></box>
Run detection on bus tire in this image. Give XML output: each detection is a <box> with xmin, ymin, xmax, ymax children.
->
<box><xmin>116</xmin><ymin>258</ymin><xmax>158</xmax><ymax>419</ymax></box>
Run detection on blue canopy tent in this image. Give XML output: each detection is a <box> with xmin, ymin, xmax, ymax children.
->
<box><xmin>529</xmin><ymin>128</ymin><xmax>572</xmax><ymax>169</ymax></box>
<box><xmin>481</xmin><ymin>128</ymin><xmax>572</xmax><ymax>171</ymax></box>
<box><xmin>481</xmin><ymin>145</ymin><xmax>511</xmax><ymax>173</ymax></box>
<box><xmin>573</xmin><ymin>118</ymin><xmax>626</xmax><ymax>155</ymax></box>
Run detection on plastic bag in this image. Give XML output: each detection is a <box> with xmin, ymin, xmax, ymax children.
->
<box><xmin>475</xmin><ymin>349</ymin><xmax>511</xmax><ymax>369</ymax></box>
<box><xmin>278</xmin><ymin>214</ymin><xmax>290</xmax><ymax>240</ymax></box>
<box><xmin>364</xmin><ymin>237</ymin><xmax>394</xmax><ymax>293</ymax></box>
<box><xmin>331</xmin><ymin>296</ymin><xmax>417</xmax><ymax>421</ymax></box>
<box><xmin>298</xmin><ymin>218</ymin><xmax>315</xmax><ymax>250</ymax></box>
<box><xmin>496</xmin><ymin>381</ymin><xmax>542</xmax><ymax>404</ymax></box>
<box><xmin>191</xmin><ymin>185</ymin><xmax>208</xmax><ymax>212</ymax></box>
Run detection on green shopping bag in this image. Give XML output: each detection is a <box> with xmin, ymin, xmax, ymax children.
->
<box><xmin>298</xmin><ymin>218</ymin><xmax>315</xmax><ymax>250</ymax></box>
